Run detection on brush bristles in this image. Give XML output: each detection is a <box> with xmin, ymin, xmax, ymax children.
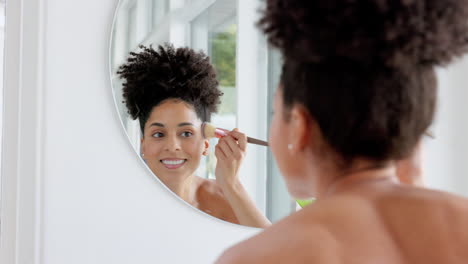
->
<box><xmin>202</xmin><ymin>122</ymin><xmax>217</xmax><ymax>139</ymax></box>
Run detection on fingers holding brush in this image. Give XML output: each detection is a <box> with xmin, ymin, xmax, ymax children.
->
<box><xmin>228</xmin><ymin>128</ymin><xmax>248</xmax><ymax>152</ymax></box>
<box><xmin>215</xmin><ymin>130</ymin><xmax>246</xmax><ymax>165</ymax></box>
<box><xmin>214</xmin><ymin>129</ymin><xmax>246</xmax><ymax>187</ymax></box>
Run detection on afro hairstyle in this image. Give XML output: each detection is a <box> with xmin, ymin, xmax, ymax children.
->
<box><xmin>258</xmin><ymin>0</ymin><xmax>468</xmax><ymax>165</ymax></box>
<box><xmin>117</xmin><ymin>43</ymin><xmax>223</xmax><ymax>133</ymax></box>
<box><xmin>258</xmin><ymin>0</ymin><xmax>468</xmax><ymax>67</ymax></box>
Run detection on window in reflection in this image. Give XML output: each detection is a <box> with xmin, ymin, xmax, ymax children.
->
<box><xmin>191</xmin><ymin>1</ymin><xmax>237</xmax><ymax>180</ymax></box>
<box><xmin>151</xmin><ymin>0</ymin><xmax>169</xmax><ymax>29</ymax></box>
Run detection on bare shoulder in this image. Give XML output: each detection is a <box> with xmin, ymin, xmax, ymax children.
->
<box><xmin>377</xmin><ymin>186</ymin><xmax>468</xmax><ymax>233</ymax></box>
<box><xmin>216</xmin><ymin>187</ymin><xmax>468</xmax><ymax>263</ymax></box>
<box><xmin>194</xmin><ymin>177</ymin><xmax>239</xmax><ymax>224</ymax></box>
<box><xmin>216</xmin><ymin>205</ymin><xmax>341</xmax><ymax>264</ymax></box>
<box><xmin>195</xmin><ymin>178</ymin><xmax>225</xmax><ymax>199</ymax></box>
<box><xmin>376</xmin><ymin>185</ymin><xmax>468</xmax><ymax>221</ymax></box>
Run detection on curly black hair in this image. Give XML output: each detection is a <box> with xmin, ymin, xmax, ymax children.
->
<box><xmin>259</xmin><ymin>0</ymin><xmax>468</xmax><ymax>67</ymax></box>
<box><xmin>117</xmin><ymin>43</ymin><xmax>223</xmax><ymax>133</ymax></box>
<box><xmin>259</xmin><ymin>0</ymin><xmax>468</xmax><ymax>165</ymax></box>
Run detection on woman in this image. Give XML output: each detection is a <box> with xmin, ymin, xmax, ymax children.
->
<box><xmin>118</xmin><ymin>44</ymin><xmax>270</xmax><ymax>228</ymax></box>
<box><xmin>216</xmin><ymin>0</ymin><xmax>468</xmax><ymax>262</ymax></box>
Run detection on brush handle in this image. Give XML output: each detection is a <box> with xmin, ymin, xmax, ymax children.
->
<box><xmin>247</xmin><ymin>137</ymin><xmax>269</xmax><ymax>147</ymax></box>
<box><xmin>214</xmin><ymin>128</ymin><xmax>228</xmax><ymax>138</ymax></box>
<box><xmin>216</xmin><ymin>127</ymin><xmax>269</xmax><ymax>147</ymax></box>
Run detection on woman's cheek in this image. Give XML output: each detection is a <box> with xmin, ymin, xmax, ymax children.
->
<box><xmin>184</xmin><ymin>138</ymin><xmax>203</xmax><ymax>154</ymax></box>
<box><xmin>144</xmin><ymin>141</ymin><xmax>163</xmax><ymax>155</ymax></box>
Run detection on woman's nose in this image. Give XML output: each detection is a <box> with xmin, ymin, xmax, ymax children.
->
<box><xmin>164</xmin><ymin>135</ymin><xmax>181</xmax><ymax>151</ymax></box>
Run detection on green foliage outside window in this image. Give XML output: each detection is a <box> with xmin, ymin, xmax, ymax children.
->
<box><xmin>211</xmin><ymin>24</ymin><xmax>236</xmax><ymax>87</ymax></box>
<box><xmin>210</xmin><ymin>24</ymin><xmax>237</xmax><ymax>115</ymax></box>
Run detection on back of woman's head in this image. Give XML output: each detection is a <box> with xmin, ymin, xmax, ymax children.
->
<box><xmin>117</xmin><ymin>43</ymin><xmax>222</xmax><ymax>133</ymax></box>
<box><xmin>259</xmin><ymin>0</ymin><xmax>468</xmax><ymax>164</ymax></box>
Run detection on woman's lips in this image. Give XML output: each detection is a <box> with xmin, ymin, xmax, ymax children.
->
<box><xmin>160</xmin><ymin>159</ymin><xmax>187</xmax><ymax>169</ymax></box>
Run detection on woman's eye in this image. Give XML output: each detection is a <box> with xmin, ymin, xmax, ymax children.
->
<box><xmin>181</xmin><ymin>131</ymin><xmax>193</xmax><ymax>137</ymax></box>
<box><xmin>152</xmin><ymin>132</ymin><xmax>164</xmax><ymax>138</ymax></box>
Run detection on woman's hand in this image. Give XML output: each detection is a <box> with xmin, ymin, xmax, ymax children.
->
<box><xmin>214</xmin><ymin>128</ymin><xmax>247</xmax><ymax>188</ymax></box>
<box><xmin>214</xmin><ymin>128</ymin><xmax>271</xmax><ymax>228</ymax></box>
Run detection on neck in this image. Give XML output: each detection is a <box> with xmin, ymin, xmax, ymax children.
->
<box><xmin>160</xmin><ymin>174</ymin><xmax>196</xmax><ymax>205</ymax></box>
<box><xmin>308</xmin><ymin>157</ymin><xmax>398</xmax><ymax>199</ymax></box>
<box><xmin>324</xmin><ymin>162</ymin><xmax>398</xmax><ymax>198</ymax></box>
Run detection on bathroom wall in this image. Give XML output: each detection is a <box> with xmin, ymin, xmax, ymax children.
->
<box><xmin>425</xmin><ymin>58</ymin><xmax>468</xmax><ymax>196</ymax></box>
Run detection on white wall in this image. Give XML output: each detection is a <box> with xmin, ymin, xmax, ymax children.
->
<box><xmin>424</xmin><ymin>57</ymin><xmax>468</xmax><ymax>196</ymax></box>
<box><xmin>0</xmin><ymin>0</ymin><xmax>257</xmax><ymax>263</ymax></box>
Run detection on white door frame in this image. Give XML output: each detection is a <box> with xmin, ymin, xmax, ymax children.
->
<box><xmin>0</xmin><ymin>0</ymin><xmax>45</xmax><ymax>263</ymax></box>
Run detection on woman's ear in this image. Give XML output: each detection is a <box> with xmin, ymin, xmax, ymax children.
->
<box><xmin>288</xmin><ymin>104</ymin><xmax>314</xmax><ymax>152</ymax></box>
<box><xmin>203</xmin><ymin>139</ymin><xmax>209</xmax><ymax>156</ymax></box>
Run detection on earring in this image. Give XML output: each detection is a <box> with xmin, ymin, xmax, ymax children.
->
<box><xmin>141</xmin><ymin>153</ymin><xmax>145</xmax><ymax>158</ymax></box>
<box><xmin>288</xmin><ymin>144</ymin><xmax>293</xmax><ymax>150</ymax></box>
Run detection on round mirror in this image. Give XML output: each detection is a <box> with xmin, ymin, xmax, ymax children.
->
<box><xmin>110</xmin><ymin>0</ymin><xmax>306</xmax><ymax>226</ymax></box>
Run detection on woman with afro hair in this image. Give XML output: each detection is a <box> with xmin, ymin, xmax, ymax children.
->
<box><xmin>216</xmin><ymin>0</ymin><xmax>468</xmax><ymax>262</ymax></box>
<box><xmin>118</xmin><ymin>43</ymin><xmax>270</xmax><ymax>228</ymax></box>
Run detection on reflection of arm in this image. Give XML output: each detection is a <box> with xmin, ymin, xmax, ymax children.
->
<box><xmin>220</xmin><ymin>179</ymin><xmax>271</xmax><ymax>228</ymax></box>
<box><xmin>215</xmin><ymin>129</ymin><xmax>271</xmax><ymax>228</ymax></box>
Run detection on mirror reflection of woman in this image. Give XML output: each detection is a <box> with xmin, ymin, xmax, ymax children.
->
<box><xmin>118</xmin><ymin>44</ymin><xmax>270</xmax><ymax>228</ymax></box>
<box><xmin>216</xmin><ymin>0</ymin><xmax>468</xmax><ymax>262</ymax></box>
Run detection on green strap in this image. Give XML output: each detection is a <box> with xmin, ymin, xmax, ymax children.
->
<box><xmin>296</xmin><ymin>198</ymin><xmax>315</xmax><ymax>208</ymax></box>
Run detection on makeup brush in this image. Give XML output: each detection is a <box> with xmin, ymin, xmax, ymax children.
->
<box><xmin>201</xmin><ymin>122</ymin><xmax>269</xmax><ymax>147</ymax></box>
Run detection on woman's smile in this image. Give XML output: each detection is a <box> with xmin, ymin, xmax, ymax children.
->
<box><xmin>160</xmin><ymin>158</ymin><xmax>187</xmax><ymax>169</ymax></box>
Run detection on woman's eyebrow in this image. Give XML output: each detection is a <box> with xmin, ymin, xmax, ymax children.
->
<box><xmin>149</xmin><ymin>122</ymin><xmax>164</xmax><ymax>127</ymax></box>
<box><xmin>178</xmin><ymin>122</ymin><xmax>194</xmax><ymax>127</ymax></box>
